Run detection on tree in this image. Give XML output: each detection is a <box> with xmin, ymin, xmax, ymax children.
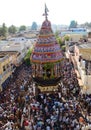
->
<box><xmin>57</xmin><ymin>37</ymin><xmax>63</xmax><ymax>46</ymax></box>
<box><xmin>61</xmin><ymin>45</ymin><xmax>66</xmax><ymax>51</ymax></box>
<box><xmin>69</xmin><ymin>20</ymin><xmax>77</xmax><ymax>28</ymax></box>
<box><xmin>80</xmin><ymin>22</ymin><xmax>91</xmax><ymax>28</ymax></box>
<box><xmin>8</xmin><ymin>25</ymin><xmax>17</xmax><ymax>34</ymax></box>
<box><xmin>0</xmin><ymin>23</ymin><xmax>7</xmax><ymax>38</ymax></box>
<box><xmin>55</xmin><ymin>31</ymin><xmax>59</xmax><ymax>38</ymax></box>
<box><xmin>2</xmin><ymin>23</ymin><xmax>7</xmax><ymax>37</ymax></box>
<box><xmin>19</xmin><ymin>25</ymin><xmax>26</xmax><ymax>32</ymax></box>
<box><xmin>0</xmin><ymin>27</ymin><xmax>3</xmax><ymax>36</ymax></box>
<box><xmin>24</xmin><ymin>48</ymin><xmax>33</xmax><ymax>65</ymax></box>
<box><xmin>31</xmin><ymin>22</ymin><xmax>37</xmax><ymax>30</ymax></box>
<box><xmin>64</xmin><ymin>35</ymin><xmax>70</xmax><ymax>41</ymax></box>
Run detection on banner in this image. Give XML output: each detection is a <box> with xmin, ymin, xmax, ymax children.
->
<box><xmin>38</xmin><ymin>85</ymin><xmax>58</xmax><ymax>92</ymax></box>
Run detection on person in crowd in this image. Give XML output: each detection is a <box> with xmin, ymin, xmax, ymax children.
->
<box><xmin>0</xmin><ymin>59</ymin><xmax>91</xmax><ymax>130</ymax></box>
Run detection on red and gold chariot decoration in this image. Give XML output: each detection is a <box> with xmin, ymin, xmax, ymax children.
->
<box><xmin>30</xmin><ymin>4</ymin><xmax>64</xmax><ymax>88</ymax></box>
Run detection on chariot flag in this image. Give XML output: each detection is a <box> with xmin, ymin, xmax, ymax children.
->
<box><xmin>43</xmin><ymin>3</ymin><xmax>49</xmax><ymax>19</ymax></box>
<box><xmin>45</xmin><ymin>3</ymin><xmax>49</xmax><ymax>13</ymax></box>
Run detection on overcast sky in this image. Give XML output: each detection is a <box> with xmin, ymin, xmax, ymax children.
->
<box><xmin>0</xmin><ymin>0</ymin><xmax>91</xmax><ymax>26</ymax></box>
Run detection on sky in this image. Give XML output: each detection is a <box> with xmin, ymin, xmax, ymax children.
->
<box><xmin>0</xmin><ymin>0</ymin><xmax>91</xmax><ymax>27</ymax></box>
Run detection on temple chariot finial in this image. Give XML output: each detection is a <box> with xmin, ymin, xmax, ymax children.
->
<box><xmin>43</xmin><ymin>3</ymin><xmax>49</xmax><ymax>20</ymax></box>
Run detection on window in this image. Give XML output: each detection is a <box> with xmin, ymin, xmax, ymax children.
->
<box><xmin>7</xmin><ymin>64</ymin><xmax>9</xmax><ymax>68</ymax></box>
<box><xmin>3</xmin><ymin>66</ymin><xmax>6</xmax><ymax>71</ymax></box>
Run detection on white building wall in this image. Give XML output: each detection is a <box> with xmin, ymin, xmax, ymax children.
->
<box><xmin>77</xmin><ymin>61</ymin><xmax>91</xmax><ymax>94</ymax></box>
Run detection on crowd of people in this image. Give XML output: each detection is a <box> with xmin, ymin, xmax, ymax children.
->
<box><xmin>0</xmin><ymin>63</ymin><xmax>32</xmax><ymax>129</ymax></box>
<box><xmin>0</xmin><ymin>59</ymin><xmax>91</xmax><ymax>129</ymax></box>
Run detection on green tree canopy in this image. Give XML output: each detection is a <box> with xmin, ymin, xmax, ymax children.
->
<box><xmin>0</xmin><ymin>27</ymin><xmax>3</xmax><ymax>36</ymax></box>
<box><xmin>55</xmin><ymin>31</ymin><xmax>59</xmax><ymax>38</ymax></box>
<box><xmin>64</xmin><ymin>35</ymin><xmax>70</xmax><ymax>41</ymax></box>
<box><xmin>0</xmin><ymin>23</ymin><xmax>7</xmax><ymax>38</ymax></box>
<box><xmin>31</xmin><ymin>22</ymin><xmax>38</xmax><ymax>30</ymax></box>
<box><xmin>24</xmin><ymin>48</ymin><xmax>33</xmax><ymax>65</ymax></box>
<box><xmin>19</xmin><ymin>25</ymin><xmax>26</xmax><ymax>32</ymax></box>
<box><xmin>8</xmin><ymin>25</ymin><xmax>17</xmax><ymax>34</ymax></box>
<box><xmin>69</xmin><ymin>20</ymin><xmax>77</xmax><ymax>28</ymax></box>
<box><xmin>57</xmin><ymin>37</ymin><xmax>62</xmax><ymax>46</ymax></box>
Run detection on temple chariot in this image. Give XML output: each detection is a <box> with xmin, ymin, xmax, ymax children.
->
<box><xmin>31</xmin><ymin>5</ymin><xmax>64</xmax><ymax>93</ymax></box>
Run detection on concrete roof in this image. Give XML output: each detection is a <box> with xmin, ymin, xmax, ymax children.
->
<box><xmin>78</xmin><ymin>43</ymin><xmax>91</xmax><ymax>49</ymax></box>
<box><xmin>0</xmin><ymin>51</ymin><xmax>19</xmax><ymax>56</ymax></box>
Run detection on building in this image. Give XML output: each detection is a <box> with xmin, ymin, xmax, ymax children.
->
<box><xmin>59</xmin><ymin>28</ymin><xmax>88</xmax><ymax>42</ymax></box>
<box><xmin>0</xmin><ymin>35</ymin><xmax>34</xmax><ymax>91</ymax></box>
<box><xmin>0</xmin><ymin>51</ymin><xmax>19</xmax><ymax>91</ymax></box>
<box><xmin>74</xmin><ymin>43</ymin><xmax>91</xmax><ymax>93</ymax></box>
<box><xmin>31</xmin><ymin>5</ymin><xmax>64</xmax><ymax>93</ymax></box>
<box><xmin>0</xmin><ymin>43</ymin><xmax>26</xmax><ymax>66</ymax></box>
<box><xmin>0</xmin><ymin>36</ymin><xmax>34</xmax><ymax>61</ymax></box>
<box><xmin>8</xmin><ymin>36</ymin><xmax>35</xmax><ymax>45</ymax></box>
<box><xmin>0</xmin><ymin>40</ymin><xmax>9</xmax><ymax>51</ymax></box>
<box><xmin>2</xmin><ymin>42</ymin><xmax>27</xmax><ymax>64</ymax></box>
